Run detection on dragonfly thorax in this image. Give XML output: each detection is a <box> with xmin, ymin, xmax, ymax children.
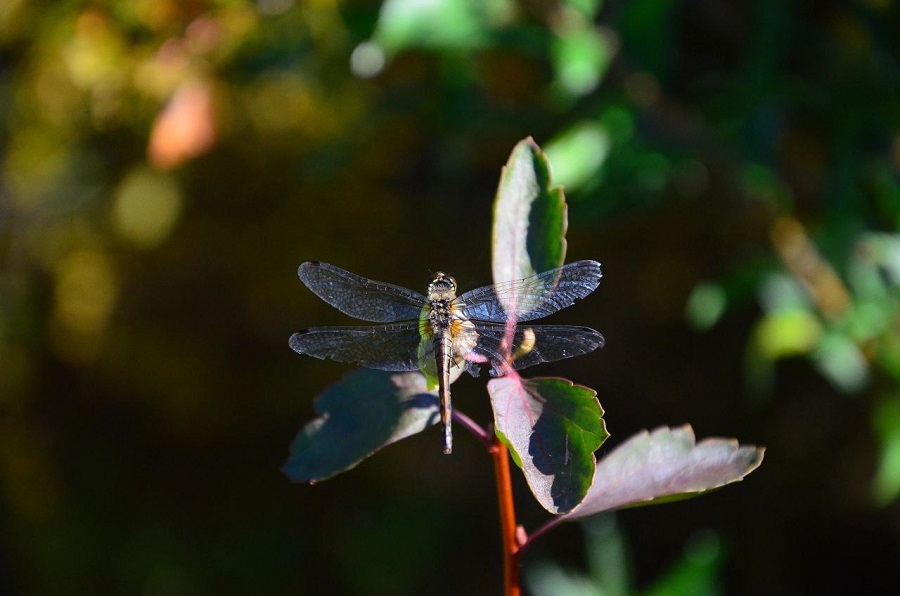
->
<box><xmin>427</xmin><ymin>273</ymin><xmax>459</xmax><ymax>333</ymax></box>
<box><xmin>428</xmin><ymin>298</ymin><xmax>454</xmax><ymax>331</ymax></box>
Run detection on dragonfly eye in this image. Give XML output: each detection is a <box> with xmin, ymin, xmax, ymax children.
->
<box><xmin>429</xmin><ymin>273</ymin><xmax>457</xmax><ymax>294</ymax></box>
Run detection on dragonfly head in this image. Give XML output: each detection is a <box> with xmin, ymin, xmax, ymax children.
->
<box><xmin>428</xmin><ymin>272</ymin><xmax>457</xmax><ymax>298</ymax></box>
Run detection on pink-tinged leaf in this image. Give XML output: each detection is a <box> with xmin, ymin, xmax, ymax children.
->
<box><xmin>492</xmin><ymin>137</ymin><xmax>568</xmax><ymax>288</ymax></box>
<box><xmin>283</xmin><ymin>369</ymin><xmax>438</xmax><ymax>483</ymax></box>
<box><xmin>562</xmin><ymin>426</ymin><xmax>765</xmax><ymax>520</ymax></box>
<box><xmin>489</xmin><ymin>375</ymin><xmax>608</xmax><ymax>514</ymax></box>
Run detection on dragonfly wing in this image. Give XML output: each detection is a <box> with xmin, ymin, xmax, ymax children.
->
<box><xmin>459</xmin><ymin>260</ymin><xmax>602</xmax><ymax>323</ymax></box>
<box><xmin>299</xmin><ymin>261</ymin><xmax>427</xmax><ymax>323</ymax></box>
<box><xmin>471</xmin><ymin>323</ymin><xmax>605</xmax><ymax>374</ymax></box>
<box><xmin>289</xmin><ymin>323</ymin><xmax>424</xmax><ymax>372</ymax></box>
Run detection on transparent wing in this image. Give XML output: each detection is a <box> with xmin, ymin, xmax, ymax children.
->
<box><xmin>289</xmin><ymin>323</ymin><xmax>425</xmax><ymax>371</ymax></box>
<box><xmin>458</xmin><ymin>260</ymin><xmax>602</xmax><ymax>323</ymax></box>
<box><xmin>471</xmin><ymin>323</ymin><xmax>605</xmax><ymax>373</ymax></box>
<box><xmin>299</xmin><ymin>261</ymin><xmax>426</xmax><ymax>323</ymax></box>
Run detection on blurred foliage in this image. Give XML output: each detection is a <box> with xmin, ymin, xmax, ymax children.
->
<box><xmin>1</xmin><ymin>0</ymin><xmax>899</xmax><ymax>594</ymax></box>
<box><xmin>526</xmin><ymin>515</ymin><xmax>723</xmax><ymax>596</ymax></box>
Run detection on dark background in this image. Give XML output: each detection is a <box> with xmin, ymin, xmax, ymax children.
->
<box><xmin>1</xmin><ymin>0</ymin><xmax>899</xmax><ymax>594</ymax></box>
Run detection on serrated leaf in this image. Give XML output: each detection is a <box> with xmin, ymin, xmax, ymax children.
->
<box><xmin>283</xmin><ymin>369</ymin><xmax>439</xmax><ymax>483</ymax></box>
<box><xmin>562</xmin><ymin>426</ymin><xmax>765</xmax><ymax>520</ymax></box>
<box><xmin>488</xmin><ymin>375</ymin><xmax>608</xmax><ymax>513</ymax></box>
<box><xmin>492</xmin><ymin>137</ymin><xmax>568</xmax><ymax>286</ymax></box>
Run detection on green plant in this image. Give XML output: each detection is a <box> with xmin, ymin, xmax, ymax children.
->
<box><xmin>284</xmin><ymin>138</ymin><xmax>763</xmax><ymax>595</ymax></box>
<box><xmin>526</xmin><ymin>515</ymin><xmax>724</xmax><ymax>596</ymax></box>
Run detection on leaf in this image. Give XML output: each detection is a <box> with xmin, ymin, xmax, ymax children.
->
<box><xmin>488</xmin><ymin>375</ymin><xmax>608</xmax><ymax>514</ymax></box>
<box><xmin>544</xmin><ymin>122</ymin><xmax>612</xmax><ymax>192</ymax></box>
<box><xmin>282</xmin><ymin>369</ymin><xmax>439</xmax><ymax>483</ymax></box>
<box><xmin>873</xmin><ymin>398</ymin><xmax>900</xmax><ymax>505</ymax></box>
<box><xmin>562</xmin><ymin>426</ymin><xmax>765</xmax><ymax>520</ymax></box>
<box><xmin>492</xmin><ymin>137</ymin><xmax>568</xmax><ymax>286</ymax></box>
<box><xmin>148</xmin><ymin>77</ymin><xmax>216</xmax><ymax>170</ymax></box>
<box><xmin>372</xmin><ymin>0</ymin><xmax>500</xmax><ymax>54</ymax></box>
<box><xmin>642</xmin><ymin>530</ymin><xmax>722</xmax><ymax>596</ymax></box>
<box><xmin>551</xmin><ymin>26</ymin><xmax>613</xmax><ymax>97</ymax></box>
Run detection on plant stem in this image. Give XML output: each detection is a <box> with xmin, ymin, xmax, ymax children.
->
<box><xmin>491</xmin><ymin>437</ymin><xmax>521</xmax><ymax>596</ymax></box>
<box><xmin>452</xmin><ymin>409</ymin><xmax>493</xmax><ymax>448</ymax></box>
<box><xmin>518</xmin><ymin>516</ymin><xmax>563</xmax><ymax>555</ymax></box>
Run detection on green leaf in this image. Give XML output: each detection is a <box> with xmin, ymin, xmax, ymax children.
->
<box><xmin>812</xmin><ymin>330</ymin><xmax>869</xmax><ymax>393</ymax></box>
<box><xmin>564</xmin><ymin>0</ymin><xmax>604</xmax><ymax>20</ymax></box>
<box><xmin>562</xmin><ymin>426</ymin><xmax>764</xmax><ymax>520</ymax></box>
<box><xmin>873</xmin><ymin>398</ymin><xmax>900</xmax><ymax>505</ymax></box>
<box><xmin>492</xmin><ymin>137</ymin><xmax>568</xmax><ymax>285</ymax></box>
<box><xmin>684</xmin><ymin>281</ymin><xmax>727</xmax><ymax>332</ymax></box>
<box><xmin>552</xmin><ymin>26</ymin><xmax>613</xmax><ymax>96</ymax></box>
<box><xmin>372</xmin><ymin>0</ymin><xmax>514</xmax><ymax>55</ymax></box>
<box><xmin>283</xmin><ymin>370</ymin><xmax>439</xmax><ymax>483</ymax></box>
<box><xmin>488</xmin><ymin>376</ymin><xmax>608</xmax><ymax>513</ymax></box>
<box><xmin>643</xmin><ymin>531</ymin><xmax>723</xmax><ymax>596</ymax></box>
<box><xmin>544</xmin><ymin>122</ymin><xmax>612</xmax><ymax>192</ymax></box>
<box><xmin>752</xmin><ymin>308</ymin><xmax>822</xmax><ymax>360</ymax></box>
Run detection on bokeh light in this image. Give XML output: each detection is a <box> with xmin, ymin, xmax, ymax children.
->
<box><xmin>113</xmin><ymin>167</ymin><xmax>182</xmax><ymax>248</ymax></box>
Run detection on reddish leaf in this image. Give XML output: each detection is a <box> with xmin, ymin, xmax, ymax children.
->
<box><xmin>563</xmin><ymin>426</ymin><xmax>765</xmax><ymax>520</ymax></box>
<box><xmin>492</xmin><ymin>137</ymin><xmax>568</xmax><ymax>288</ymax></box>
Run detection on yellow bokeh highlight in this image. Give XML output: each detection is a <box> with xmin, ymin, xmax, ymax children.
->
<box><xmin>243</xmin><ymin>74</ymin><xmax>339</xmax><ymax>139</ymax></box>
<box><xmin>31</xmin><ymin>57</ymin><xmax>84</xmax><ymax>128</ymax></box>
<box><xmin>133</xmin><ymin>39</ymin><xmax>191</xmax><ymax>100</ymax></box>
<box><xmin>3</xmin><ymin>128</ymin><xmax>70</xmax><ymax>212</ymax></box>
<box><xmin>754</xmin><ymin>309</ymin><xmax>823</xmax><ymax>360</ymax></box>
<box><xmin>51</xmin><ymin>249</ymin><xmax>118</xmax><ymax>363</ymax></box>
<box><xmin>63</xmin><ymin>10</ymin><xmax>127</xmax><ymax>91</ymax></box>
<box><xmin>113</xmin><ymin>167</ymin><xmax>182</xmax><ymax>248</ymax></box>
<box><xmin>0</xmin><ymin>0</ymin><xmax>28</xmax><ymax>42</ymax></box>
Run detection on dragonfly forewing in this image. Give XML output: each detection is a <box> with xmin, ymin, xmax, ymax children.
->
<box><xmin>459</xmin><ymin>260</ymin><xmax>602</xmax><ymax>323</ymax></box>
<box><xmin>299</xmin><ymin>261</ymin><xmax>426</xmax><ymax>323</ymax></box>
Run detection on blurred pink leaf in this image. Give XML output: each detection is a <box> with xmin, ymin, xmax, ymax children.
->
<box><xmin>148</xmin><ymin>77</ymin><xmax>216</xmax><ymax>170</ymax></box>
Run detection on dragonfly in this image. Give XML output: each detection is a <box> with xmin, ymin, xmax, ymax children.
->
<box><xmin>290</xmin><ymin>260</ymin><xmax>604</xmax><ymax>454</ymax></box>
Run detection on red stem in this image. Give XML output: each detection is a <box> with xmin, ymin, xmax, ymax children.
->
<box><xmin>518</xmin><ymin>516</ymin><xmax>562</xmax><ymax>554</ymax></box>
<box><xmin>491</xmin><ymin>437</ymin><xmax>521</xmax><ymax>596</ymax></box>
<box><xmin>452</xmin><ymin>409</ymin><xmax>493</xmax><ymax>448</ymax></box>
